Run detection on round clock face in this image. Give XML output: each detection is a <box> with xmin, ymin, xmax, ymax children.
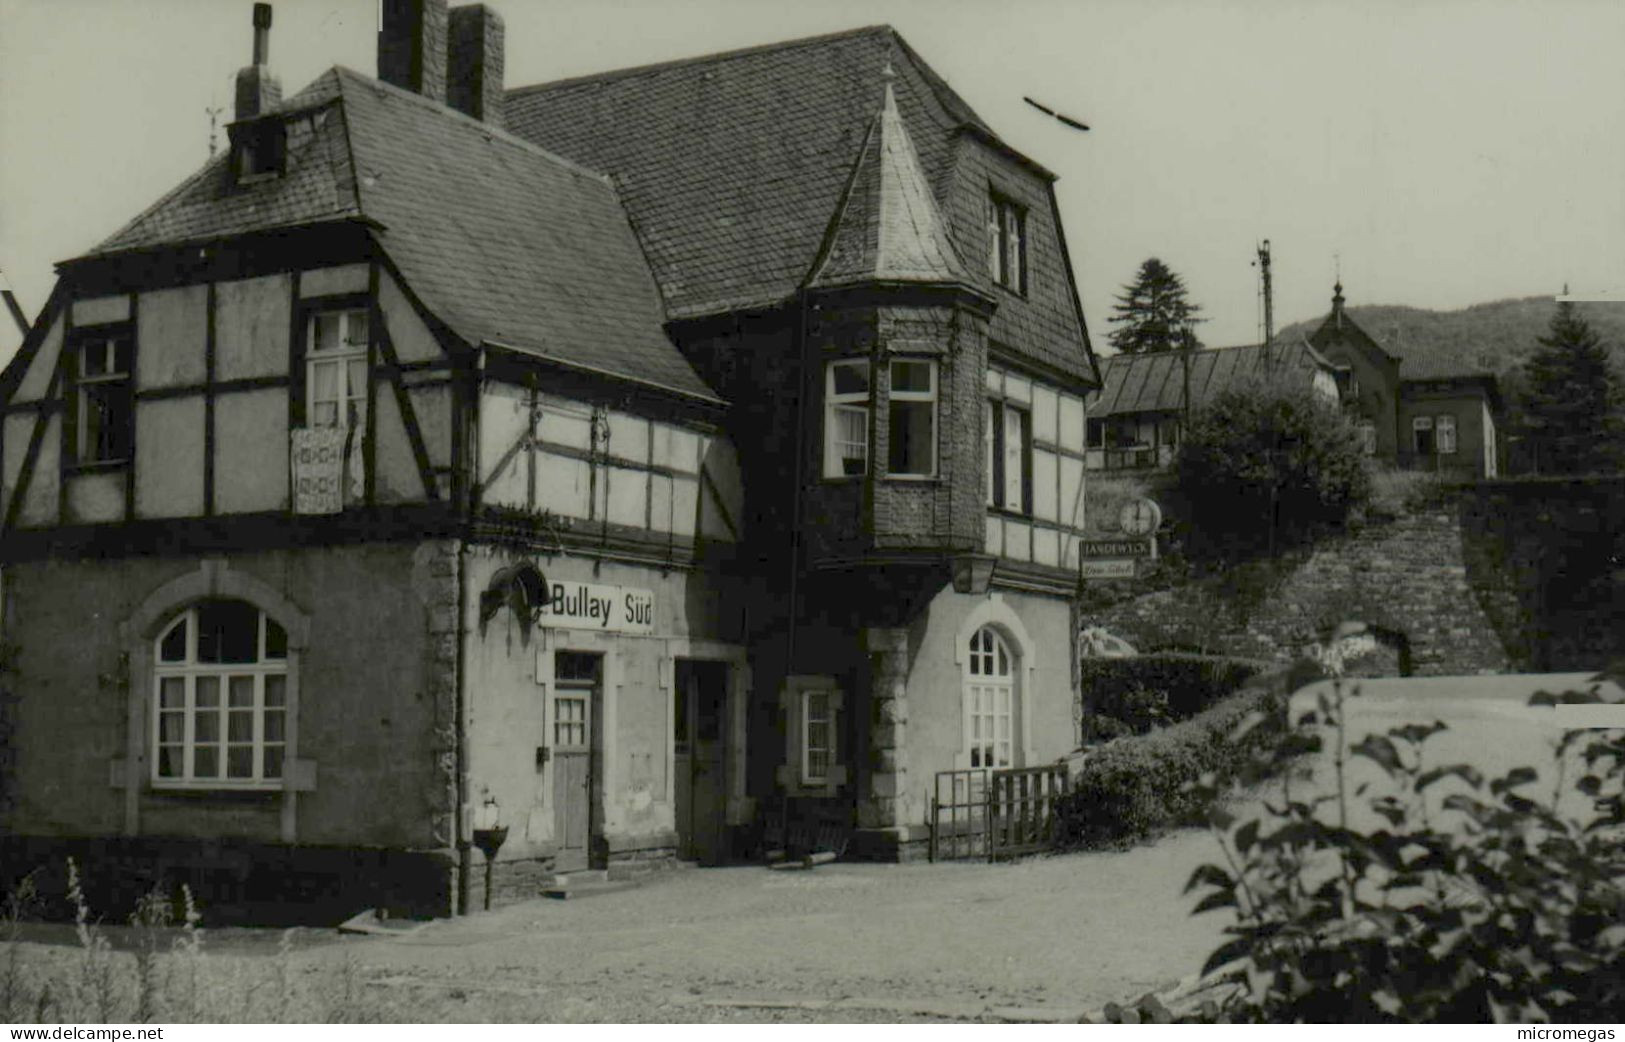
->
<box><xmin>1119</xmin><ymin>498</ymin><xmax>1161</xmax><ymax>536</ymax></box>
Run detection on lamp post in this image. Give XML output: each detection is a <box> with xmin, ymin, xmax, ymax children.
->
<box><xmin>471</xmin><ymin>796</ymin><xmax>508</xmax><ymax>912</ymax></box>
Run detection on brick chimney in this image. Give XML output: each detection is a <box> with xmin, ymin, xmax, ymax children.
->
<box><xmin>234</xmin><ymin>3</ymin><xmax>282</xmax><ymax>121</ymax></box>
<box><xmin>447</xmin><ymin>5</ymin><xmax>505</xmax><ymax>126</ymax></box>
<box><xmin>379</xmin><ymin>0</ymin><xmax>448</xmax><ymax>103</ymax></box>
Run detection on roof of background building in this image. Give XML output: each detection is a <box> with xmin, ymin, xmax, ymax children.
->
<box><xmin>1089</xmin><ymin>338</ymin><xmax>1333</xmax><ymax>417</ymax></box>
<box><xmin>91</xmin><ymin>67</ymin><xmax>718</xmax><ymax>403</ymax></box>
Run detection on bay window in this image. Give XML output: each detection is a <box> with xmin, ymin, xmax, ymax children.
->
<box><xmin>887</xmin><ymin>358</ymin><xmax>936</xmax><ymax>477</ymax></box>
<box><xmin>824</xmin><ymin>359</ymin><xmax>871</xmax><ymax>477</ymax></box>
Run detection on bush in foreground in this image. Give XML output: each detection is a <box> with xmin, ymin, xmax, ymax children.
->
<box><xmin>1183</xmin><ymin>665</ymin><xmax>1625</xmax><ymax>1023</ymax></box>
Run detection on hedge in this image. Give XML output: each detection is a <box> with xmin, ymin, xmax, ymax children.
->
<box><xmin>1080</xmin><ymin>653</ymin><xmax>1264</xmax><ymax>727</ymax></box>
<box><xmin>1056</xmin><ymin>660</ymin><xmax>1322</xmax><ymax>849</ymax></box>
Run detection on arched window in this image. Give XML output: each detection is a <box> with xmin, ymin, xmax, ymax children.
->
<box><xmin>965</xmin><ymin>626</ymin><xmax>1017</xmax><ymax>769</ymax></box>
<box><xmin>153</xmin><ymin>599</ymin><xmax>289</xmax><ymax>788</ymax></box>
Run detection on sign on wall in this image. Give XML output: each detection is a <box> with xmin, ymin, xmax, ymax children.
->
<box><xmin>539</xmin><ymin>580</ymin><xmax>656</xmax><ymax>634</ymax></box>
<box><xmin>1080</xmin><ymin>559</ymin><xmax>1137</xmax><ymax>580</ymax></box>
<box><xmin>290</xmin><ymin>427</ymin><xmax>347</xmax><ymax>515</ymax></box>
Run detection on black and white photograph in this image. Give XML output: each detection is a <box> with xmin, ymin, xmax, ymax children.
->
<box><xmin>0</xmin><ymin>0</ymin><xmax>1623</xmax><ymax>1027</ymax></box>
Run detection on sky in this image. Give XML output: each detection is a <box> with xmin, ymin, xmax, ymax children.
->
<box><xmin>2</xmin><ymin>0</ymin><xmax>1623</xmax><ymax>367</ymax></box>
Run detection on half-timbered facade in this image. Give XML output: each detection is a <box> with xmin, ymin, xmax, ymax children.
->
<box><xmin>0</xmin><ymin>1</ymin><xmax>1098</xmax><ymax>916</ymax></box>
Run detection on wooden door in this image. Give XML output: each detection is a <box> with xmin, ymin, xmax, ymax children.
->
<box><xmin>674</xmin><ymin>659</ymin><xmax>728</xmax><ymax>864</ymax></box>
<box><xmin>552</xmin><ymin>651</ymin><xmax>599</xmax><ymax>872</ymax></box>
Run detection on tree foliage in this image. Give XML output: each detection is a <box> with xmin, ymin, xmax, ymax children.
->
<box><xmin>1518</xmin><ymin>300</ymin><xmax>1625</xmax><ymax>474</ymax></box>
<box><xmin>1108</xmin><ymin>257</ymin><xmax>1205</xmax><ymax>355</ymax></box>
<box><xmin>1183</xmin><ymin>662</ymin><xmax>1625</xmax><ymax>1023</ymax></box>
<box><xmin>1173</xmin><ymin>378</ymin><xmax>1372</xmax><ymax>560</ymax></box>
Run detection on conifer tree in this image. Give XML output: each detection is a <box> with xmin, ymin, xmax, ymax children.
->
<box><xmin>1107</xmin><ymin>257</ymin><xmax>1204</xmax><ymax>355</ymax></box>
<box><xmin>1520</xmin><ymin>300</ymin><xmax>1625</xmax><ymax>474</ymax></box>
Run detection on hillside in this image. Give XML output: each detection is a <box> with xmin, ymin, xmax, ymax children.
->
<box><xmin>1276</xmin><ymin>296</ymin><xmax>1625</xmax><ymax>387</ymax></box>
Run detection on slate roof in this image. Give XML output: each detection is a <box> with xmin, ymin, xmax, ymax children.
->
<box><xmin>504</xmin><ymin>27</ymin><xmax>1025</xmax><ymax>315</ymax></box>
<box><xmin>804</xmin><ymin>76</ymin><xmax>973</xmax><ymax>292</ymax></box>
<box><xmin>1308</xmin><ymin>288</ymin><xmax>1497</xmax><ymax>385</ymax></box>
<box><xmin>91</xmin><ymin>68</ymin><xmax>718</xmax><ymax>403</ymax></box>
<box><xmin>1089</xmin><ymin>339</ymin><xmax>1333</xmax><ymax>418</ymax></box>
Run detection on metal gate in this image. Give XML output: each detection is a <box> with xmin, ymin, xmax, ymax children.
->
<box><xmin>928</xmin><ymin>764</ymin><xmax>1068</xmax><ymax>862</ymax></box>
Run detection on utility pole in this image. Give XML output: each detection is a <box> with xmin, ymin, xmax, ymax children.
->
<box><xmin>1257</xmin><ymin>240</ymin><xmax>1274</xmax><ymax>379</ymax></box>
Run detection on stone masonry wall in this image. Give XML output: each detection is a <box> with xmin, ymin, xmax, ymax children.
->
<box><xmin>1087</xmin><ymin>508</ymin><xmax>1510</xmax><ymax>676</ymax></box>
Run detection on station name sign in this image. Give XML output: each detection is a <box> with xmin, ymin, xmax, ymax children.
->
<box><xmin>539</xmin><ymin>581</ymin><xmax>656</xmax><ymax>634</ymax></box>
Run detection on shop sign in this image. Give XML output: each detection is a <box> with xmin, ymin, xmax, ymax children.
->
<box><xmin>539</xmin><ymin>581</ymin><xmax>656</xmax><ymax>634</ymax></box>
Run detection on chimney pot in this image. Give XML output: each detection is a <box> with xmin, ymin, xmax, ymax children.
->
<box><xmin>252</xmin><ymin>3</ymin><xmax>272</xmax><ymax>64</ymax></box>
<box><xmin>447</xmin><ymin>4</ymin><xmax>505</xmax><ymax>126</ymax></box>
<box><xmin>379</xmin><ymin>0</ymin><xmax>449</xmax><ymax>103</ymax></box>
<box><xmin>235</xmin><ymin>3</ymin><xmax>281</xmax><ymax>122</ymax></box>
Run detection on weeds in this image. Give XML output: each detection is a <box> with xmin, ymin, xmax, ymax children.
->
<box><xmin>0</xmin><ymin>867</ymin><xmax>393</xmax><ymax>1023</ymax></box>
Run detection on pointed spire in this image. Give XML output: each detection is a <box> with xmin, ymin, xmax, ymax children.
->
<box><xmin>1332</xmin><ymin>279</ymin><xmax>1345</xmax><ymax>329</ymax></box>
<box><xmin>804</xmin><ymin>55</ymin><xmax>971</xmax><ymax>292</ymax></box>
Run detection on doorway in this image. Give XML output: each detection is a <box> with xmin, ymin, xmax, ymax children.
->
<box><xmin>674</xmin><ymin>659</ymin><xmax>729</xmax><ymax>864</ymax></box>
<box><xmin>552</xmin><ymin>650</ymin><xmax>601</xmax><ymax>872</ymax></box>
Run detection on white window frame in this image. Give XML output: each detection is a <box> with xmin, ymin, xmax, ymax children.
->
<box><xmin>800</xmin><ymin>689</ymin><xmax>834</xmax><ymax>786</ymax></box>
<box><xmin>306</xmin><ymin>308</ymin><xmax>369</xmax><ymax>429</ymax></box>
<box><xmin>887</xmin><ymin>358</ymin><xmax>937</xmax><ymax>479</ymax></box>
<box><xmin>1436</xmin><ymin>414</ymin><xmax>1457</xmax><ymax>455</ymax></box>
<box><xmin>776</xmin><ymin>676</ymin><xmax>846</xmax><ymax>795</ymax></box>
<box><xmin>71</xmin><ymin>331</ymin><xmax>133</xmax><ymax>466</ymax></box>
<box><xmin>985</xmin><ymin>398</ymin><xmax>1030</xmax><ymax>513</ymax></box>
<box><xmin>152</xmin><ymin>601</ymin><xmax>290</xmax><ymax>790</ymax></box>
<box><xmin>964</xmin><ymin>626</ymin><xmax>1017</xmax><ymax>770</ymax></box>
<box><xmin>987</xmin><ymin>194</ymin><xmax>1026</xmax><ymax>294</ymax></box>
<box><xmin>823</xmin><ymin>359</ymin><xmax>871</xmax><ymax>478</ymax></box>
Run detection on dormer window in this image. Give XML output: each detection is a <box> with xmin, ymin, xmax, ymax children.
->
<box><xmin>230</xmin><ymin>117</ymin><xmax>286</xmax><ymax>183</ymax></box>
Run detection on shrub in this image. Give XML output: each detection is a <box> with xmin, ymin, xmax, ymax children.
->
<box><xmin>1183</xmin><ymin>666</ymin><xmax>1625</xmax><ymax>1023</ymax></box>
<box><xmin>1056</xmin><ymin>663</ymin><xmax>1314</xmax><ymax>848</ymax></box>
<box><xmin>1081</xmin><ymin>654</ymin><xmax>1264</xmax><ymax>727</ymax></box>
<box><xmin>1368</xmin><ymin>466</ymin><xmax>1451</xmax><ymax>517</ymax></box>
<box><xmin>1174</xmin><ymin>376</ymin><xmax>1372</xmax><ymax>560</ymax></box>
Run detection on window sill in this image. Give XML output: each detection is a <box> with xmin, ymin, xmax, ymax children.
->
<box><xmin>64</xmin><ymin>459</ymin><xmax>130</xmax><ymax>476</ymax></box>
<box><xmin>985</xmin><ymin>505</ymin><xmax>1033</xmax><ymax>521</ymax></box>
<box><xmin>820</xmin><ymin>473</ymin><xmax>866</xmax><ymax>483</ymax></box>
<box><xmin>146</xmin><ymin>782</ymin><xmax>285</xmax><ymax>802</ymax></box>
<box><xmin>884</xmin><ymin>474</ymin><xmax>939</xmax><ymax>483</ymax></box>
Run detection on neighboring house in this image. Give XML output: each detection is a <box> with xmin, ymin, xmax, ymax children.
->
<box><xmin>0</xmin><ymin>2</ymin><xmax>1098</xmax><ymax>917</ymax></box>
<box><xmin>1309</xmin><ymin>283</ymin><xmax>1502</xmax><ymax>479</ymax></box>
<box><xmin>1084</xmin><ymin>339</ymin><xmax>1341</xmax><ymax>471</ymax></box>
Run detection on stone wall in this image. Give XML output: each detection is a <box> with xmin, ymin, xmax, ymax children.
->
<box><xmin>1086</xmin><ymin>509</ymin><xmax>1510</xmax><ymax>676</ymax></box>
<box><xmin>1459</xmin><ymin>476</ymin><xmax>1625</xmax><ymax>671</ymax></box>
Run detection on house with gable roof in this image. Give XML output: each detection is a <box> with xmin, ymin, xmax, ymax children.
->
<box><xmin>1309</xmin><ymin>282</ymin><xmax>1503</xmax><ymax>479</ymax></box>
<box><xmin>0</xmin><ymin>1</ymin><xmax>1098</xmax><ymax>917</ymax></box>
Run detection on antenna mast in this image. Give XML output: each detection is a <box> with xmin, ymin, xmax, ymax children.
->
<box><xmin>1257</xmin><ymin>240</ymin><xmax>1274</xmax><ymax>377</ymax></box>
<box><xmin>207</xmin><ymin>106</ymin><xmax>224</xmax><ymax>157</ymax></box>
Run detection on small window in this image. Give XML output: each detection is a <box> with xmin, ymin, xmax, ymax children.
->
<box><xmin>824</xmin><ymin>360</ymin><xmax>871</xmax><ymax>478</ymax></box>
<box><xmin>887</xmin><ymin>359</ymin><xmax>936</xmax><ymax>477</ymax></box>
<box><xmin>987</xmin><ymin>194</ymin><xmax>1026</xmax><ymax>294</ymax></box>
<box><xmin>307</xmin><ymin>309</ymin><xmax>369</xmax><ymax>428</ymax></box>
<box><xmin>985</xmin><ymin>399</ymin><xmax>1031</xmax><ymax>513</ymax></box>
<box><xmin>1358</xmin><ymin>420</ymin><xmax>1377</xmax><ymax>456</ymax></box>
<box><xmin>1412</xmin><ymin>415</ymin><xmax>1435</xmax><ymax>456</ymax></box>
<box><xmin>1436</xmin><ymin>414</ymin><xmax>1457</xmax><ymax>455</ymax></box>
<box><xmin>153</xmin><ymin>600</ymin><xmax>290</xmax><ymax>788</ymax></box>
<box><xmin>69</xmin><ymin>331</ymin><xmax>133</xmax><ymax>466</ymax></box>
<box><xmin>801</xmin><ymin>690</ymin><xmax>833</xmax><ymax>786</ymax></box>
